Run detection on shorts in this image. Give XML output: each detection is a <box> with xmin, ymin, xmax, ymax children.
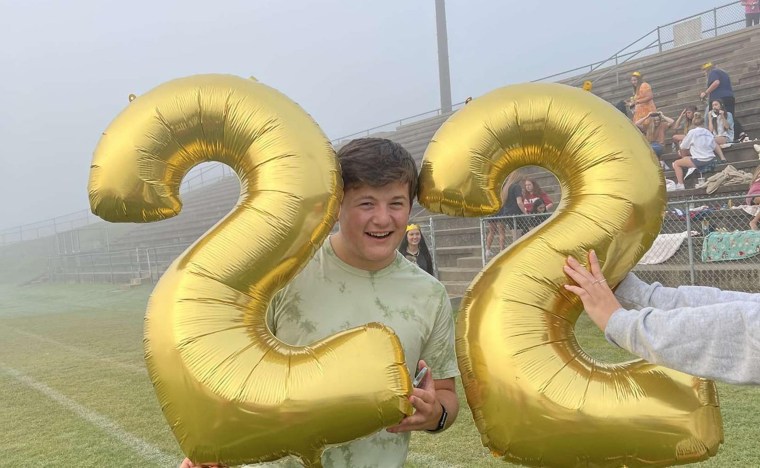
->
<box><xmin>693</xmin><ymin>158</ymin><xmax>717</xmax><ymax>171</ymax></box>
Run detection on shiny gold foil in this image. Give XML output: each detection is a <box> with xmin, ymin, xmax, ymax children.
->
<box><xmin>88</xmin><ymin>75</ymin><xmax>411</xmax><ymax>467</ymax></box>
<box><xmin>418</xmin><ymin>83</ymin><xmax>723</xmax><ymax>467</ymax></box>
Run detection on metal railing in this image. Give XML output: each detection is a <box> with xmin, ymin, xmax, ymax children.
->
<box><xmin>481</xmin><ymin>194</ymin><xmax>760</xmax><ymax>292</ymax></box>
<box><xmin>2</xmin><ymin>2</ymin><xmax>747</xmax><ymax>247</ymax></box>
<box><xmin>543</xmin><ymin>1</ymin><xmax>746</xmax><ymax>87</ymax></box>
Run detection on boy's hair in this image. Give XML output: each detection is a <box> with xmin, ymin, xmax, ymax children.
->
<box><xmin>336</xmin><ymin>138</ymin><xmax>418</xmax><ymax>202</ymax></box>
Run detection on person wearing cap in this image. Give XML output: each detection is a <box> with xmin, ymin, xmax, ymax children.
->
<box><xmin>582</xmin><ymin>81</ymin><xmax>593</xmax><ymax>92</ymax></box>
<box><xmin>626</xmin><ymin>71</ymin><xmax>657</xmax><ymax>124</ymax></box>
<box><xmin>700</xmin><ymin>62</ymin><xmax>744</xmax><ymax>141</ymax></box>
<box><xmin>398</xmin><ymin>224</ymin><xmax>435</xmax><ymax>276</ymax></box>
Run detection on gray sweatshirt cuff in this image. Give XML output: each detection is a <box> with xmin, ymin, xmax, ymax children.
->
<box><xmin>604</xmin><ymin>308</ymin><xmax>633</xmax><ymax>348</ymax></box>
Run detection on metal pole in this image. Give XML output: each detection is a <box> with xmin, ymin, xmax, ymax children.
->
<box><xmin>435</xmin><ymin>0</ymin><xmax>452</xmax><ymax>114</ymax></box>
<box><xmin>428</xmin><ymin>216</ymin><xmax>438</xmax><ymax>277</ymax></box>
<box><xmin>684</xmin><ymin>202</ymin><xmax>696</xmax><ymax>285</ymax></box>
<box><xmin>146</xmin><ymin>247</ymin><xmax>153</xmax><ymax>283</ymax></box>
<box><xmin>656</xmin><ymin>26</ymin><xmax>662</xmax><ymax>52</ymax></box>
<box><xmin>479</xmin><ymin>218</ymin><xmax>486</xmax><ymax>267</ymax></box>
<box><xmin>713</xmin><ymin>8</ymin><xmax>718</xmax><ymax>37</ymax></box>
<box><xmin>108</xmin><ymin>252</ymin><xmax>114</xmax><ymax>284</ymax></box>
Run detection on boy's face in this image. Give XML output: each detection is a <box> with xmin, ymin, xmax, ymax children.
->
<box><xmin>332</xmin><ymin>181</ymin><xmax>411</xmax><ymax>271</ymax></box>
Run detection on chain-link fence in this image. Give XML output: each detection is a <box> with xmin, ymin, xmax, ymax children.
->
<box><xmin>539</xmin><ymin>1</ymin><xmax>745</xmax><ymax>85</ymax></box>
<box><xmin>480</xmin><ymin>194</ymin><xmax>760</xmax><ymax>292</ymax></box>
<box><xmin>48</xmin><ymin>244</ymin><xmax>187</xmax><ymax>285</ymax></box>
<box><xmin>46</xmin><ymin>218</ymin><xmax>439</xmax><ymax>285</ymax></box>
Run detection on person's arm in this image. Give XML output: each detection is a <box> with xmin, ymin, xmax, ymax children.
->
<box><xmin>635</xmin><ymin>84</ymin><xmax>653</xmax><ymax>104</ymax></box>
<box><xmin>563</xmin><ymin>251</ymin><xmax>760</xmax><ymax>385</ymax></box>
<box><xmin>680</xmin><ymin>130</ymin><xmax>693</xmax><ymax>150</ymax></box>
<box><xmin>517</xmin><ymin>195</ymin><xmax>527</xmax><ymax>214</ymax></box>
<box><xmin>386</xmin><ymin>363</ymin><xmax>459</xmax><ymax>433</ymax></box>
<box><xmin>541</xmin><ymin>193</ymin><xmax>553</xmax><ymax>211</ymax></box>
<box><xmin>660</xmin><ymin>113</ymin><xmax>675</xmax><ymax>127</ymax></box>
<box><xmin>634</xmin><ymin>114</ymin><xmax>649</xmax><ymax>129</ymax></box>
<box><xmin>674</xmin><ymin>109</ymin><xmax>686</xmax><ymax>129</ymax></box>
<box><xmin>512</xmin><ymin>185</ymin><xmax>527</xmax><ymax>214</ymax></box>
<box><xmin>603</xmin><ymin>301</ymin><xmax>760</xmax><ymax>385</ymax></box>
<box><xmin>725</xmin><ymin>112</ymin><xmax>734</xmax><ymax>132</ymax></box>
<box><xmin>615</xmin><ymin>269</ymin><xmax>759</xmax><ymax>310</ymax></box>
<box><xmin>387</xmin><ymin>287</ymin><xmax>460</xmax><ymax>434</ymax></box>
<box><xmin>500</xmin><ymin>183</ymin><xmax>510</xmax><ymax>204</ymax></box>
<box><xmin>701</xmin><ymin>75</ymin><xmax>720</xmax><ymax>99</ymax></box>
<box><xmin>713</xmin><ymin>140</ymin><xmax>727</xmax><ymax>161</ymax></box>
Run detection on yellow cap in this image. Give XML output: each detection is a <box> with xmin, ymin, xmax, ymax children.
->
<box><xmin>631</xmin><ymin>71</ymin><xmax>642</xmax><ymax>78</ymax></box>
<box><xmin>406</xmin><ymin>224</ymin><xmax>420</xmax><ymax>232</ymax></box>
<box><xmin>701</xmin><ymin>62</ymin><xmax>713</xmax><ymax>70</ymax></box>
<box><xmin>582</xmin><ymin>80</ymin><xmax>593</xmax><ymax>91</ymax></box>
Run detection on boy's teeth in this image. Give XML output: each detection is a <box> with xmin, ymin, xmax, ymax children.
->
<box><xmin>368</xmin><ymin>232</ymin><xmax>390</xmax><ymax>238</ymax></box>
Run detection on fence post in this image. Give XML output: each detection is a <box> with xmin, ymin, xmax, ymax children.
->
<box><xmin>108</xmin><ymin>252</ymin><xmax>114</xmax><ymax>284</ymax></box>
<box><xmin>713</xmin><ymin>8</ymin><xmax>718</xmax><ymax>37</ymax></box>
<box><xmin>656</xmin><ymin>26</ymin><xmax>662</xmax><ymax>52</ymax></box>
<box><xmin>146</xmin><ymin>247</ymin><xmax>153</xmax><ymax>283</ymax></box>
<box><xmin>479</xmin><ymin>218</ymin><xmax>486</xmax><ymax>267</ymax></box>
<box><xmin>428</xmin><ymin>216</ymin><xmax>438</xmax><ymax>277</ymax></box>
<box><xmin>684</xmin><ymin>201</ymin><xmax>696</xmax><ymax>285</ymax></box>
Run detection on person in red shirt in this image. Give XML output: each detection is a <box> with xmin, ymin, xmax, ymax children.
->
<box><xmin>742</xmin><ymin>0</ymin><xmax>760</xmax><ymax>27</ymax></box>
<box><xmin>522</xmin><ymin>178</ymin><xmax>553</xmax><ymax>213</ymax></box>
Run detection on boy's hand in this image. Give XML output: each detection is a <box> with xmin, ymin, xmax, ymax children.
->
<box><xmin>386</xmin><ymin>360</ymin><xmax>442</xmax><ymax>433</ymax></box>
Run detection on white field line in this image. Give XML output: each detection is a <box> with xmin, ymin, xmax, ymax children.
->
<box><xmin>1</xmin><ymin>325</ymin><xmax>147</xmax><ymax>375</ymax></box>
<box><xmin>407</xmin><ymin>451</ymin><xmax>463</xmax><ymax>468</ymax></box>
<box><xmin>0</xmin><ymin>364</ymin><xmax>177</xmax><ymax>466</ymax></box>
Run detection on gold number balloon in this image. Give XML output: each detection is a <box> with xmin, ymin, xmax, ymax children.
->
<box><xmin>418</xmin><ymin>83</ymin><xmax>723</xmax><ymax>466</ymax></box>
<box><xmin>88</xmin><ymin>75</ymin><xmax>412</xmax><ymax>466</ymax></box>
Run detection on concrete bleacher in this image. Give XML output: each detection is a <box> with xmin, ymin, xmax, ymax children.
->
<box><xmin>52</xmin><ymin>21</ymin><xmax>760</xmax><ymax>293</ymax></box>
<box><xmin>409</xmin><ymin>26</ymin><xmax>760</xmax><ymax>298</ymax></box>
<box><xmin>109</xmin><ymin>175</ymin><xmax>240</xmax><ymax>251</ymax></box>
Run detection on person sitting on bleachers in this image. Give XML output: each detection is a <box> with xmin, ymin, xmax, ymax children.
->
<box><xmin>672</xmin><ymin>112</ymin><xmax>727</xmax><ymax>190</ymax></box>
<box><xmin>707</xmin><ymin>99</ymin><xmax>735</xmax><ymax>145</ymax></box>
<box><xmin>635</xmin><ymin>111</ymin><xmax>673</xmax><ymax>163</ymax></box>
<box><xmin>522</xmin><ymin>178</ymin><xmax>553</xmax><ymax>213</ymax></box>
<box><xmin>747</xmin><ymin>166</ymin><xmax>760</xmax><ymax>230</ymax></box>
<box><xmin>626</xmin><ymin>71</ymin><xmax>657</xmax><ymax>124</ymax></box>
<box><xmin>671</xmin><ymin>105</ymin><xmax>697</xmax><ymax>150</ymax></box>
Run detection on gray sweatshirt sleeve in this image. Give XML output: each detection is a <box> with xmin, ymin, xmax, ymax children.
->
<box><xmin>605</xmin><ymin>273</ymin><xmax>760</xmax><ymax>385</ymax></box>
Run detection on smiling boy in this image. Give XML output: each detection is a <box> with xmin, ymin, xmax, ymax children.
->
<box><xmin>181</xmin><ymin>138</ymin><xmax>459</xmax><ymax>468</ymax></box>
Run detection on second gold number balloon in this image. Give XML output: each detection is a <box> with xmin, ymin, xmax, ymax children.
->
<box><xmin>418</xmin><ymin>83</ymin><xmax>723</xmax><ymax>467</ymax></box>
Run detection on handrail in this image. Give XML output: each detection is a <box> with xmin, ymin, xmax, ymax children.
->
<box><xmin>566</xmin><ymin>1</ymin><xmax>742</xmax><ymax>86</ymax></box>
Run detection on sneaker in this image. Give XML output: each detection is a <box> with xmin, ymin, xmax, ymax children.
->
<box><xmin>675</xmin><ymin>183</ymin><xmax>685</xmax><ymax>190</ymax></box>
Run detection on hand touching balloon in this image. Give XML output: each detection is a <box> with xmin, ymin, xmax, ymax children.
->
<box><xmin>563</xmin><ymin>250</ymin><xmax>624</xmax><ymax>331</ymax></box>
<box><xmin>387</xmin><ymin>360</ymin><xmax>445</xmax><ymax>433</ymax></box>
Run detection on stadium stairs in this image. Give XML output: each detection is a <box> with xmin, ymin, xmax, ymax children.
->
<box><xmin>55</xmin><ymin>26</ymin><xmax>760</xmax><ymax>294</ymax></box>
<box><xmin>403</xmin><ymin>26</ymin><xmax>760</xmax><ymax>299</ymax></box>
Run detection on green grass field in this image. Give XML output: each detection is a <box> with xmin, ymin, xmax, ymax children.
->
<box><xmin>1</xmin><ymin>281</ymin><xmax>759</xmax><ymax>467</ymax></box>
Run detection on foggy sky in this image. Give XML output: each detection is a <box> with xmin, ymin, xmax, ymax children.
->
<box><xmin>0</xmin><ymin>0</ymin><xmax>726</xmax><ymax>229</ymax></box>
